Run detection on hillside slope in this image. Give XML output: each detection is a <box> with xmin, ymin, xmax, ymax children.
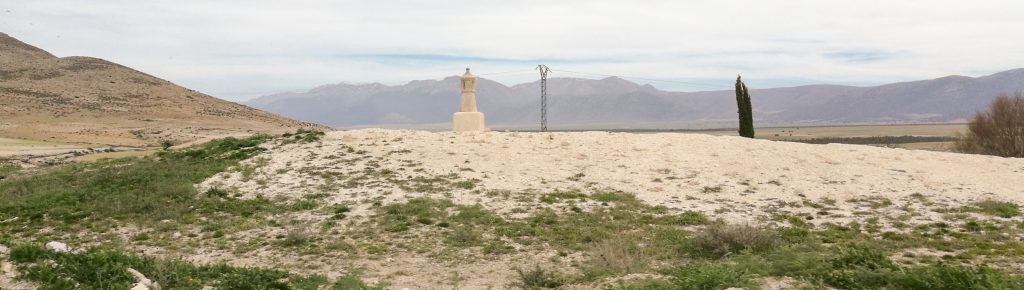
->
<box><xmin>0</xmin><ymin>32</ymin><xmax>322</xmax><ymax>146</ymax></box>
<box><xmin>195</xmin><ymin>129</ymin><xmax>1024</xmax><ymax>288</ymax></box>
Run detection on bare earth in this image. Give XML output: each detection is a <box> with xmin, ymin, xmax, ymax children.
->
<box><xmin>186</xmin><ymin>129</ymin><xmax>1023</xmax><ymax>289</ymax></box>
<box><xmin>0</xmin><ymin>32</ymin><xmax>321</xmax><ymax>147</ymax></box>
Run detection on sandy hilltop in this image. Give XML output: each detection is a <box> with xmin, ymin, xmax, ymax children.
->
<box><xmin>182</xmin><ymin>129</ymin><xmax>1023</xmax><ymax>288</ymax></box>
<box><xmin>0</xmin><ymin>32</ymin><xmax>322</xmax><ymax>147</ymax></box>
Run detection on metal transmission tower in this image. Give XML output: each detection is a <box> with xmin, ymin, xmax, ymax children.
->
<box><xmin>537</xmin><ymin>64</ymin><xmax>551</xmax><ymax>132</ymax></box>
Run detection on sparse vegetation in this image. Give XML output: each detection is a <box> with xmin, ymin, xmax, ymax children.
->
<box><xmin>0</xmin><ymin>164</ymin><xmax>18</xmax><ymax>180</ymax></box>
<box><xmin>512</xmin><ymin>266</ymin><xmax>564</xmax><ymax>289</ymax></box>
<box><xmin>6</xmin><ymin>242</ymin><xmax>381</xmax><ymax>289</ymax></box>
<box><xmin>965</xmin><ymin>199</ymin><xmax>1021</xmax><ymax>218</ymax></box>
<box><xmin>281</xmin><ymin>128</ymin><xmax>327</xmax><ymax>145</ymax></box>
<box><xmin>783</xmin><ymin>135</ymin><xmax>958</xmax><ymax>145</ymax></box>
<box><xmin>159</xmin><ymin>139</ymin><xmax>174</xmax><ymax>150</ymax></box>
<box><xmin>3</xmin><ymin>127</ymin><xmax>1023</xmax><ymax>289</ymax></box>
<box><xmin>689</xmin><ymin>223</ymin><xmax>782</xmax><ymax>258</ymax></box>
<box><xmin>0</xmin><ymin>135</ymin><xmax>276</xmax><ymax>229</ymax></box>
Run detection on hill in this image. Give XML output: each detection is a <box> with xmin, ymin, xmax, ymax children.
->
<box><xmin>248</xmin><ymin>69</ymin><xmax>1024</xmax><ymax>129</ymax></box>
<box><xmin>6</xmin><ymin>130</ymin><xmax>1023</xmax><ymax>289</ymax></box>
<box><xmin>0</xmin><ymin>32</ymin><xmax>322</xmax><ymax>146</ymax></box>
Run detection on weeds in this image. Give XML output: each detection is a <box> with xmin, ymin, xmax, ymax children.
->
<box><xmin>965</xmin><ymin>199</ymin><xmax>1021</xmax><ymax>218</ymax></box>
<box><xmin>0</xmin><ymin>135</ymin><xmax>276</xmax><ymax>231</ymax></box>
<box><xmin>7</xmin><ymin>243</ymin><xmax>381</xmax><ymax>289</ymax></box>
<box><xmin>689</xmin><ymin>223</ymin><xmax>782</xmax><ymax>258</ymax></box>
<box><xmin>512</xmin><ymin>266</ymin><xmax>563</xmax><ymax>289</ymax></box>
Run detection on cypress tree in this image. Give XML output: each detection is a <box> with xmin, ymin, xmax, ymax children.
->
<box><xmin>735</xmin><ymin>76</ymin><xmax>755</xmax><ymax>138</ymax></box>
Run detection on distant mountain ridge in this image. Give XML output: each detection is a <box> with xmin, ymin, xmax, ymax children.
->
<box><xmin>0</xmin><ymin>32</ymin><xmax>321</xmax><ymax>146</ymax></box>
<box><xmin>249</xmin><ymin>68</ymin><xmax>1024</xmax><ymax>129</ymax></box>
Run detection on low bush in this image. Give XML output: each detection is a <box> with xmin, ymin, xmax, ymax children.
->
<box><xmin>966</xmin><ymin>199</ymin><xmax>1021</xmax><ymax>218</ymax></box>
<box><xmin>512</xmin><ymin>266</ymin><xmax>563</xmax><ymax>289</ymax></box>
<box><xmin>689</xmin><ymin>223</ymin><xmax>782</xmax><ymax>258</ymax></box>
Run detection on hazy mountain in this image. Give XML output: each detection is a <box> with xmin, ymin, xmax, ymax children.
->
<box><xmin>0</xmin><ymin>32</ymin><xmax>321</xmax><ymax>146</ymax></box>
<box><xmin>251</xmin><ymin>69</ymin><xmax>1024</xmax><ymax>130</ymax></box>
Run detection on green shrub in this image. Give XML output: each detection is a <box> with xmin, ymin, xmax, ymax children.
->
<box><xmin>689</xmin><ymin>223</ymin><xmax>782</xmax><ymax>258</ymax></box>
<box><xmin>581</xmin><ymin>236</ymin><xmax>652</xmax><ymax>279</ymax></box>
<box><xmin>663</xmin><ymin>262</ymin><xmax>756</xmax><ymax>290</ymax></box>
<box><xmin>330</xmin><ymin>272</ymin><xmax>384</xmax><ymax>290</ymax></box>
<box><xmin>674</xmin><ymin>211</ymin><xmax>708</xmax><ymax>225</ymax></box>
<box><xmin>966</xmin><ymin>199</ymin><xmax>1021</xmax><ymax>218</ymax></box>
<box><xmin>893</xmin><ymin>263</ymin><xmax>1024</xmax><ymax>290</ymax></box>
<box><xmin>511</xmin><ymin>266</ymin><xmax>563</xmax><ymax>289</ymax></box>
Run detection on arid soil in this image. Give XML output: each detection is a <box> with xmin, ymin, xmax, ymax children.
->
<box><xmin>0</xmin><ymin>32</ymin><xmax>322</xmax><ymax>147</ymax></box>
<box><xmin>186</xmin><ymin>129</ymin><xmax>1023</xmax><ymax>289</ymax></box>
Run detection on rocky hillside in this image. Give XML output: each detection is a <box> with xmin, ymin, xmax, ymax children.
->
<box><xmin>0</xmin><ymin>32</ymin><xmax>323</xmax><ymax>146</ymax></box>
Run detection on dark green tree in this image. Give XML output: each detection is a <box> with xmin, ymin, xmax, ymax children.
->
<box><xmin>735</xmin><ymin>76</ymin><xmax>755</xmax><ymax>138</ymax></box>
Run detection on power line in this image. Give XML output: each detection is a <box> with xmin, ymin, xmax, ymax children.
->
<box><xmin>477</xmin><ymin>68</ymin><xmax>537</xmax><ymax>76</ymax></box>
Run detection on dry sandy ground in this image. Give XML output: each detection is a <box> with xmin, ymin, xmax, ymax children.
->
<box><xmin>1</xmin><ymin>32</ymin><xmax>321</xmax><ymax>147</ymax></box>
<box><xmin>189</xmin><ymin>129</ymin><xmax>1024</xmax><ymax>289</ymax></box>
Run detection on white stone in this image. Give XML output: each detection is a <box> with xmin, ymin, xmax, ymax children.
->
<box><xmin>45</xmin><ymin>241</ymin><xmax>70</xmax><ymax>253</ymax></box>
<box><xmin>452</xmin><ymin>112</ymin><xmax>485</xmax><ymax>132</ymax></box>
<box><xmin>452</xmin><ymin>68</ymin><xmax>486</xmax><ymax>132</ymax></box>
<box><xmin>0</xmin><ymin>245</ymin><xmax>8</xmax><ymax>257</ymax></box>
<box><xmin>128</xmin><ymin>268</ymin><xmax>160</xmax><ymax>290</ymax></box>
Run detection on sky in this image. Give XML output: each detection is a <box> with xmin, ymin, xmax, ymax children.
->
<box><xmin>2</xmin><ymin>0</ymin><xmax>1024</xmax><ymax>101</ymax></box>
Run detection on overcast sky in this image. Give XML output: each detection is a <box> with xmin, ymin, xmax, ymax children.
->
<box><xmin>3</xmin><ymin>0</ymin><xmax>1023</xmax><ymax>101</ymax></box>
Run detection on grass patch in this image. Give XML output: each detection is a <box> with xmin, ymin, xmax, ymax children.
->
<box><xmin>280</xmin><ymin>128</ymin><xmax>326</xmax><ymax>145</ymax></box>
<box><xmin>7</xmin><ymin>243</ymin><xmax>381</xmax><ymax>289</ymax></box>
<box><xmin>539</xmin><ymin>191</ymin><xmax>586</xmax><ymax>204</ymax></box>
<box><xmin>0</xmin><ymin>164</ymin><xmax>19</xmax><ymax>180</ymax></box>
<box><xmin>622</xmin><ymin>242</ymin><xmax>1024</xmax><ymax>290</ymax></box>
<box><xmin>965</xmin><ymin>199</ymin><xmax>1021</xmax><ymax>218</ymax></box>
<box><xmin>0</xmin><ymin>135</ymin><xmax>275</xmax><ymax>229</ymax></box>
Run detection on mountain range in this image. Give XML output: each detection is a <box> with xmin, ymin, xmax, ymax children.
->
<box><xmin>0</xmin><ymin>33</ymin><xmax>319</xmax><ymax>146</ymax></box>
<box><xmin>249</xmin><ymin>69</ymin><xmax>1024</xmax><ymax>129</ymax></box>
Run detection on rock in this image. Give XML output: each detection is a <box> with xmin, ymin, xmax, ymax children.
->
<box><xmin>128</xmin><ymin>268</ymin><xmax>160</xmax><ymax>290</ymax></box>
<box><xmin>0</xmin><ymin>244</ymin><xmax>9</xmax><ymax>257</ymax></box>
<box><xmin>45</xmin><ymin>241</ymin><xmax>70</xmax><ymax>253</ymax></box>
<box><xmin>725</xmin><ymin>288</ymin><xmax>745</xmax><ymax>290</ymax></box>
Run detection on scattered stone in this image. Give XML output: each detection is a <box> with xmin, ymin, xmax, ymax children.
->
<box><xmin>127</xmin><ymin>267</ymin><xmax>160</xmax><ymax>290</ymax></box>
<box><xmin>0</xmin><ymin>245</ymin><xmax>9</xmax><ymax>257</ymax></box>
<box><xmin>45</xmin><ymin>241</ymin><xmax>70</xmax><ymax>253</ymax></box>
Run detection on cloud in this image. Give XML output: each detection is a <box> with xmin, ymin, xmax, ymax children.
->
<box><xmin>2</xmin><ymin>0</ymin><xmax>1023</xmax><ymax>101</ymax></box>
<box><xmin>823</xmin><ymin>50</ymin><xmax>901</xmax><ymax>63</ymax></box>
